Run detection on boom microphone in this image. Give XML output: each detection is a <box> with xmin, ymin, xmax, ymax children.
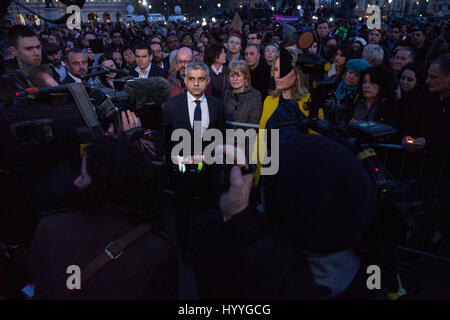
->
<box><xmin>124</xmin><ymin>77</ymin><xmax>171</xmax><ymax>109</ymax></box>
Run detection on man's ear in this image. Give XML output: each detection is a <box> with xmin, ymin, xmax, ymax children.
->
<box><xmin>184</xmin><ymin>76</ymin><xmax>188</xmax><ymax>87</ymax></box>
<box><xmin>206</xmin><ymin>76</ymin><xmax>211</xmax><ymax>87</ymax></box>
<box><xmin>9</xmin><ymin>46</ymin><xmax>17</xmax><ymax>58</ymax></box>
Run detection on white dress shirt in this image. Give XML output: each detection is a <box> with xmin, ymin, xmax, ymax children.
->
<box><xmin>54</xmin><ymin>61</ymin><xmax>66</xmax><ymax>81</ymax></box>
<box><xmin>135</xmin><ymin>62</ymin><xmax>152</xmax><ymax>79</ymax></box>
<box><xmin>67</xmin><ymin>71</ymin><xmax>82</xmax><ymax>83</ymax></box>
<box><xmin>187</xmin><ymin>91</ymin><xmax>209</xmax><ymax>136</ymax></box>
<box><xmin>211</xmin><ymin>64</ymin><xmax>223</xmax><ymax>76</ymax></box>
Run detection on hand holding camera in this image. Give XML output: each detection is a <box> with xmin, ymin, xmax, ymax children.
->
<box><xmin>216</xmin><ymin>145</ymin><xmax>254</xmax><ymax>221</ymax></box>
<box><xmin>107</xmin><ymin>110</ymin><xmax>143</xmax><ymax>141</ymax></box>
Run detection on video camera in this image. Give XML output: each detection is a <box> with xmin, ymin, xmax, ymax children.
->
<box><xmin>0</xmin><ymin>71</ymin><xmax>170</xmax><ymax>176</ymax></box>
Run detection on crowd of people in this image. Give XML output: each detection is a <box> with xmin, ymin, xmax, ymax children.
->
<box><xmin>1</xmin><ymin>8</ymin><xmax>450</xmax><ymax>300</ymax></box>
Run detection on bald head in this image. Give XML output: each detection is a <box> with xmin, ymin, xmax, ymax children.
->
<box><xmin>177</xmin><ymin>47</ymin><xmax>193</xmax><ymax>76</ymax></box>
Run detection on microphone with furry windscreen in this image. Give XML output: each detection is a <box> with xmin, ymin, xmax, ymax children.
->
<box><xmin>124</xmin><ymin>77</ymin><xmax>171</xmax><ymax>110</ymax></box>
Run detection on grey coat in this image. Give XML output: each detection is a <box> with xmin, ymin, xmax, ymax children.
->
<box><xmin>223</xmin><ymin>85</ymin><xmax>263</xmax><ymax>124</ymax></box>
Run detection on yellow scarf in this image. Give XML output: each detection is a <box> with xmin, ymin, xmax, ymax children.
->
<box><xmin>252</xmin><ymin>94</ymin><xmax>324</xmax><ymax>185</ymax></box>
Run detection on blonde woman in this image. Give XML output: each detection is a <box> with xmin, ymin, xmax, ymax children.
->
<box><xmin>223</xmin><ymin>60</ymin><xmax>262</xmax><ymax>124</ymax></box>
<box><xmin>260</xmin><ymin>47</ymin><xmax>323</xmax><ymax>128</ymax></box>
<box><xmin>254</xmin><ymin>47</ymin><xmax>324</xmax><ymax>184</ymax></box>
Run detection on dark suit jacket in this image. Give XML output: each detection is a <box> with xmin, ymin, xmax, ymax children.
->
<box><xmin>162</xmin><ymin>91</ymin><xmax>225</xmax><ymax>157</ymax></box>
<box><xmin>162</xmin><ymin>56</ymin><xmax>170</xmax><ymax>72</ymax></box>
<box><xmin>130</xmin><ymin>63</ymin><xmax>169</xmax><ymax>79</ymax></box>
<box><xmin>60</xmin><ymin>74</ymin><xmax>76</xmax><ymax>85</ymax></box>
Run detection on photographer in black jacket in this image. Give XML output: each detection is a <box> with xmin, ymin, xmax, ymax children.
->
<box><xmin>191</xmin><ymin>130</ymin><xmax>376</xmax><ymax>299</ymax></box>
<box><xmin>28</xmin><ymin>136</ymin><xmax>178</xmax><ymax>299</ymax></box>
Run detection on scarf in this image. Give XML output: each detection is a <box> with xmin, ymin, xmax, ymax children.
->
<box><xmin>334</xmin><ymin>80</ymin><xmax>358</xmax><ymax>101</ymax></box>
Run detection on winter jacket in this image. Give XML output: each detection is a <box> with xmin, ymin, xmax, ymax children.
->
<box><xmin>223</xmin><ymin>85</ymin><xmax>263</xmax><ymax>124</ymax></box>
<box><xmin>28</xmin><ymin>207</ymin><xmax>178</xmax><ymax>300</ymax></box>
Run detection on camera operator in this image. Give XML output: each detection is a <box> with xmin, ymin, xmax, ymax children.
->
<box><xmin>27</xmin><ymin>136</ymin><xmax>178</xmax><ymax>299</ymax></box>
<box><xmin>61</xmin><ymin>48</ymin><xmax>88</xmax><ymax>85</ymax></box>
<box><xmin>190</xmin><ymin>133</ymin><xmax>376</xmax><ymax>299</ymax></box>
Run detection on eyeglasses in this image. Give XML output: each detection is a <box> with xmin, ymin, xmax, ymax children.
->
<box><xmin>151</xmin><ymin>49</ymin><xmax>162</xmax><ymax>54</ymax></box>
<box><xmin>177</xmin><ymin>60</ymin><xmax>192</xmax><ymax>65</ymax></box>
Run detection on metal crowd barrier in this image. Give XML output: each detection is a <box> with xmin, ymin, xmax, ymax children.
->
<box><xmin>376</xmin><ymin>144</ymin><xmax>448</xmax><ymax>184</ymax></box>
<box><xmin>225</xmin><ymin>121</ymin><xmax>260</xmax><ymax>130</ymax></box>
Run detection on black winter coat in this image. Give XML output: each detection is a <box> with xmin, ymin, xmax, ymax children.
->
<box><xmin>28</xmin><ymin>207</ymin><xmax>178</xmax><ymax>300</ymax></box>
<box><xmin>190</xmin><ymin>205</ymin><xmax>331</xmax><ymax>299</ymax></box>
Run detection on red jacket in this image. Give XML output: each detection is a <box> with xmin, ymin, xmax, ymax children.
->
<box><xmin>166</xmin><ymin>72</ymin><xmax>213</xmax><ymax>99</ymax></box>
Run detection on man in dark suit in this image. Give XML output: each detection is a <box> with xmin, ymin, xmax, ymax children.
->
<box><xmin>163</xmin><ymin>61</ymin><xmax>225</xmax><ymax>262</ymax></box>
<box><xmin>61</xmin><ymin>48</ymin><xmax>88</xmax><ymax>84</ymax></box>
<box><xmin>150</xmin><ymin>41</ymin><xmax>170</xmax><ymax>72</ymax></box>
<box><xmin>129</xmin><ymin>42</ymin><xmax>168</xmax><ymax>79</ymax></box>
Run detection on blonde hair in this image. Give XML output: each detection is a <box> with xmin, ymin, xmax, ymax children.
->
<box><xmin>168</xmin><ymin>56</ymin><xmax>179</xmax><ymax>76</ymax></box>
<box><xmin>228</xmin><ymin>60</ymin><xmax>251</xmax><ymax>84</ymax></box>
<box><xmin>269</xmin><ymin>53</ymin><xmax>309</xmax><ymax>101</ymax></box>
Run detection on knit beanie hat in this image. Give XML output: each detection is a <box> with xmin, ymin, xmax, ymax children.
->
<box><xmin>346</xmin><ymin>58</ymin><xmax>370</xmax><ymax>74</ymax></box>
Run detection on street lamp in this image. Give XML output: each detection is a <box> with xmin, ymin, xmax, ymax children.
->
<box><xmin>217</xmin><ymin>3</ymin><xmax>221</xmax><ymax>7</ymax></box>
<box><xmin>271</xmin><ymin>6</ymin><xmax>275</xmax><ymax>11</ymax></box>
<box><xmin>297</xmin><ymin>5</ymin><xmax>301</xmax><ymax>10</ymax></box>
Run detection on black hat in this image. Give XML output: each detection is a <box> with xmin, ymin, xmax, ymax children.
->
<box><xmin>42</xmin><ymin>43</ymin><xmax>61</xmax><ymax>56</ymax></box>
<box><xmin>279</xmin><ymin>46</ymin><xmax>296</xmax><ymax>78</ymax></box>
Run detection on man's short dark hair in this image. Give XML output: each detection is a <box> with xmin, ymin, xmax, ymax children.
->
<box><xmin>248</xmin><ymin>31</ymin><xmax>261</xmax><ymax>40</ymax></box>
<box><xmin>7</xmin><ymin>25</ymin><xmax>37</xmax><ymax>47</ymax></box>
<box><xmin>394</xmin><ymin>46</ymin><xmax>416</xmax><ymax>61</ymax></box>
<box><xmin>110</xmin><ymin>29</ymin><xmax>122</xmax><ymax>38</ymax></box>
<box><xmin>280</xmin><ymin>32</ymin><xmax>300</xmax><ymax>48</ymax></box>
<box><xmin>65</xmin><ymin>48</ymin><xmax>84</xmax><ymax>61</ymax></box>
<box><xmin>317</xmin><ymin>20</ymin><xmax>329</xmax><ymax>27</ymax></box>
<box><xmin>150</xmin><ymin>41</ymin><xmax>162</xmax><ymax>50</ymax></box>
<box><xmin>135</xmin><ymin>42</ymin><xmax>150</xmax><ymax>55</ymax></box>
<box><xmin>122</xmin><ymin>45</ymin><xmax>134</xmax><ymax>54</ymax></box>
<box><xmin>79</xmin><ymin>136</ymin><xmax>163</xmax><ymax>226</ymax></box>
<box><xmin>227</xmin><ymin>33</ymin><xmax>242</xmax><ymax>43</ymax></box>
<box><xmin>150</xmin><ymin>34</ymin><xmax>162</xmax><ymax>43</ymax></box>
<box><xmin>245</xmin><ymin>43</ymin><xmax>260</xmax><ymax>52</ymax></box>
<box><xmin>431</xmin><ymin>53</ymin><xmax>450</xmax><ymax>76</ymax></box>
<box><xmin>389</xmin><ymin>24</ymin><xmax>400</xmax><ymax>31</ymax></box>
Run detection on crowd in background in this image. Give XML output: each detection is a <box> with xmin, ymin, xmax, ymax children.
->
<box><xmin>1</xmin><ymin>8</ymin><xmax>450</xmax><ymax>300</ymax></box>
